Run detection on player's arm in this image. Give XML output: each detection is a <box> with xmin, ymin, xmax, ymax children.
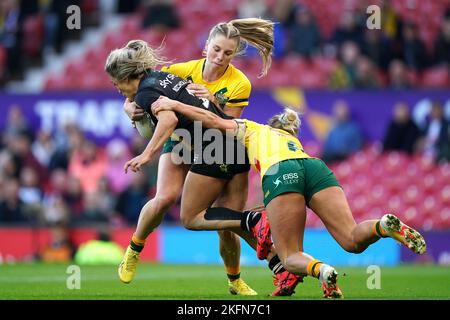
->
<box><xmin>186</xmin><ymin>83</ymin><xmax>217</xmax><ymax>107</ymax></box>
<box><xmin>123</xmin><ymin>98</ymin><xmax>145</xmax><ymax>122</ymax></box>
<box><xmin>222</xmin><ymin>105</ymin><xmax>243</xmax><ymax>118</ymax></box>
<box><xmin>222</xmin><ymin>78</ymin><xmax>251</xmax><ymax>118</ymax></box>
<box><xmin>124</xmin><ymin>105</ymin><xmax>178</xmax><ymax>174</ymax></box>
<box><xmin>151</xmin><ymin>96</ymin><xmax>237</xmax><ymax>134</ymax></box>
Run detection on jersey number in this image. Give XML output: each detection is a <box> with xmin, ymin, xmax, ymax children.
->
<box><xmin>287</xmin><ymin>141</ymin><xmax>299</xmax><ymax>152</ymax></box>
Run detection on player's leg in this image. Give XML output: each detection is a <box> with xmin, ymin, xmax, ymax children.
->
<box><xmin>307</xmin><ymin>158</ymin><xmax>425</xmax><ymax>254</ymax></box>
<box><xmin>214</xmin><ymin>172</ymin><xmax>256</xmax><ymax>295</ymax></box>
<box><xmin>309</xmin><ymin>186</ymin><xmax>381</xmax><ymax>253</ymax></box>
<box><xmin>119</xmin><ymin>153</ymin><xmax>189</xmax><ymax>284</ymax></box>
<box><xmin>134</xmin><ymin>155</ymin><xmax>190</xmax><ymax>240</ymax></box>
<box><xmin>266</xmin><ymin>192</ymin><xmax>343</xmax><ymax>298</ymax></box>
<box><xmin>213</xmin><ymin>172</ymin><xmax>248</xmax><ymax>275</ymax></box>
<box><xmin>310</xmin><ymin>187</ymin><xmax>426</xmax><ymax>254</ymax></box>
<box><xmin>179</xmin><ymin>171</ymin><xmax>241</xmax><ymax>230</ymax></box>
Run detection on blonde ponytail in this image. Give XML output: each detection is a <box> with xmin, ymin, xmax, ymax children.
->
<box><xmin>105</xmin><ymin>40</ymin><xmax>169</xmax><ymax>81</ymax></box>
<box><xmin>268</xmin><ymin>108</ymin><xmax>301</xmax><ymax>135</ymax></box>
<box><xmin>208</xmin><ymin>18</ymin><xmax>274</xmax><ymax>78</ymax></box>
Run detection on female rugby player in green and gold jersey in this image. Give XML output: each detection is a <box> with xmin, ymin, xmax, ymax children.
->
<box><xmin>151</xmin><ymin>96</ymin><xmax>427</xmax><ymax>299</ymax></box>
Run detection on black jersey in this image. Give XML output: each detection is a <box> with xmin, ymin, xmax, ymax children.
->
<box><xmin>134</xmin><ymin>70</ymin><xmax>231</xmax><ymax>136</ymax></box>
<box><xmin>134</xmin><ymin>70</ymin><xmax>250</xmax><ymax>179</ymax></box>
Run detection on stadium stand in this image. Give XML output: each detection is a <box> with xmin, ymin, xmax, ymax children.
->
<box><xmin>1</xmin><ymin>0</ymin><xmax>449</xmax><ymax>90</ymax></box>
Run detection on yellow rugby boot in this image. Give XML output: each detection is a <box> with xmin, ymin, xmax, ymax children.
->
<box><xmin>380</xmin><ymin>214</ymin><xmax>427</xmax><ymax>254</ymax></box>
<box><xmin>118</xmin><ymin>246</ymin><xmax>140</xmax><ymax>284</ymax></box>
<box><xmin>228</xmin><ymin>278</ymin><xmax>257</xmax><ymax>296</ymax></box>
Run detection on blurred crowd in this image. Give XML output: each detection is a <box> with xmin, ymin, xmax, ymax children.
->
<box><xmin>0</xmin><ymin>0</ymin><xmax>86</xmax><ymax>84</ymax></box>
<box><xmin>0</xmin><ymin>105</ymin><xmax>176</xmax><ymax>226</ymax></box>
<box><xmin>322</xmin><ymin>99</ymin><xmax>450</xmax><ymax>163</ymax></box>
<box><xmin>1</xmin><ymin>0</ymin><xmax>449</xmax><ymax>88</ymax></box>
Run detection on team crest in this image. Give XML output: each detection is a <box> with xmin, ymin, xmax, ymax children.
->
<box><xmin>214</xmin><ymin>93</ymin><xmax>228</xmax><ymax>107</ymax></box>
<box><xmin>219</xmin><ymin>164</ymin><xmax>229</xmax><ymax>173</ymax></box>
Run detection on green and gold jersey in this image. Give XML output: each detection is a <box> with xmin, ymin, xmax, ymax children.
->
<box><xmin>161</xmin><ymin>58</ymin><xmax>251</xmax><ymax>109</ymax></box>
<box><xmin>238</xmin><ymin>120</ymin><xmax>310</xmax><ymax>178</ymax></box>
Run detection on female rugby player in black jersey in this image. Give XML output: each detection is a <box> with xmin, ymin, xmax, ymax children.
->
<box><xmin>105</xmin><ymin>37</ymin><xmax>302</xmax><ymax>297</ymax></box>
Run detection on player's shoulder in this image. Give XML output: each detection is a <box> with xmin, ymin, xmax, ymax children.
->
<box><xmin>242</xmin><ymin>119</ymin><xmax>259</xmax><ymax>129</ymax></box>
<box><xmin>162</xmin><ymin>59</ymin><xmax>202</xmax><ymax>73</ymax></box>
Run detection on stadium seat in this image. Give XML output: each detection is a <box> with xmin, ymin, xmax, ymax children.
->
<box><xmin>401</xmin><ymin>206</ymin><xmax>423</xmax><ymax>229</ymax></box>
<box><xmin>413</xmin><ymin>154</ymin><xmax>436</xmax><ymax>173</ymax></box>
<box><xmin>420</xmin><ymin>173</ymin><xmax>440</xmax><ymax>193</ymax></box>
<box><xmin>0</xmin><ymin>46</ymin><xmax>6</xmax><ymax>79</ymax></box>
<box><xmin>439</xmin><ymin>186</ymin><xmax>450</xmax><ymax>205</ymax></box>
<box><xmin>368</xmin><ymin>184</ymin><xmax>388</xmax><ymax>207</ymax></box>
<box><xmin>44</xmin><ymin>74</ymin><xmax>65</xmax><ymax>90</ymax></box>
<box><xmin>347</xmin><ymin>152</ymin><xmax>367</xmax><ymax>171</ymax></box>
<box><xmin>22</xmin><ymin>15</ymin><xmax>44</xmax><ymax>59</ymax></box>
<box><xmin>380</xmin><ymin>151</ymin><xmax>409</xmax><ymax>173</ymax></box>
<box><xmin>421</xmin><ymin>66</ymin><xmax>450</xmax><ymax>88</ymax></box>
<box><xmin>120</xmin><ymin>14</ymin><xmax>143</xmax><ymax>37</ymax></box>
<box><xmin>436</xmin><ymin>208</ymin><xmax>450</xmax><ymax>229</ymax></box>
<box><xmin>387</xmin><ymin>195</ymin><xmax>406</xmax><ymax>215</ymax></box>
<box><xmin>401</xmin><ymin>185</ymin><xmax>422</xmax><ymax>206</ymax></box>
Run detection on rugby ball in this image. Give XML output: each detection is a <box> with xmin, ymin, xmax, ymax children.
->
<box><xmin>135</xmin><ymin>114</ymin><xmax>154</xmax><ymax>140</ymax></box>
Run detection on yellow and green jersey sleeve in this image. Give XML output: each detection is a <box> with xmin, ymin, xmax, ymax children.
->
<box><xmin>160</xmin><ymin>59</ymin><xmax>198</xmax><ymax>82</ymax></box>
<box><xmin>242</xmin><ymin>120</ymin><xmax>310</xmax><ymax>177</ymax></box>
<box><xmin>161</xmin><ymin>59</ymin><xmax>251</xmax><ymax>109</ymax></box>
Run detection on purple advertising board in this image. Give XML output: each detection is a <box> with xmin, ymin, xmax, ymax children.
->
<box><xmin>0</xmin><ymin>89</ymin><xmax>449</xmax><ymax>145</ymax></box>
<box><xmin>0</xmin><ymin>91</ymin><xmax>131</xmax><ymax>145</ymax></box>
<box><xmin>401</xmin><ymin>231</ymin><xmax>450</xmax><ymax>265</ymax></box>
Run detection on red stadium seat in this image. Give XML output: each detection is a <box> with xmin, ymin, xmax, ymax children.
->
<box><xmin>421</xmin><ymin>66</ymin><xmax>450</xmax><ymax>88</ymax></box>
<box><xmin>0</xmin><ymin>46</ymin><xmax>6</xmax><ymax>78</ymax></box>
<box><xmin>368</xmin><ymin>184</ymin><xmax>388</xmax><ymax>207</ymax></box>
<box><xmin>413</xmin><ymin>154</ymin><xmax>436</xmax><ymax>173</ymax></box>
<box><xmin>387</xmin><ymin>195</ymin><xmax>406</xmax><ymax>215</ymax></box>
<box><xmin>380</xmin><ymin>151</ymin><xmax>409</xmax><ymax>173</ymax></box>
<box><xmin>139</xmin><ymin>29</ymin><xmax>165</xmax><ymax>47</ymax></box>
<box><xmin>44</xmin><ymin>74</ymin><xmax>66</xmax><ymax>90</ymax></box>
<box><xmin>401</xmin><ymin>185</ymin><xmax>422</xmax><ymax>206</ymax></box>
<box><xmin>439</xmin><ymin>186</ymin><xmax>450</xmax><ymax>205</ymax></box>
<box><xmin>120</xmin><ymin>14</ymin><xmax>143</xmax><ymax>37</ymax></box>
<box><xmin>22</xmin><ymin>15</ymin><xmax>44</xmax><ymax>58</ymax></box>
<box><xmin>436</xmin><ymin>208</ymin><xmax>450</xmax><ymax>229</ymax></box>
<box><xmin>401</xmin><ymin>206</ymin><xmax>423</xmax><ymax>229</ymax></box>
<box><xmin>420</xmin><ymin>173</ymin><xmax>440</xmax><ymax>193</ymax></box>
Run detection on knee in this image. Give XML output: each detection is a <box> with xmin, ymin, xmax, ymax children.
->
<box><xmin>154</xmin><ymin>193</ymin><xmax>178</xmax><ymax>212</ymax></box>
<box><xmin>180</xmin><ymin>215</ymin><xmax>199</xmax><ymax>230</ymax></box>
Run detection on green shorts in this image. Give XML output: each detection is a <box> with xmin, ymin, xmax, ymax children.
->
<box><xmin>162</xmin><ymin>137</ymin><xmax>180</xmax><ymax>154</ymax></box>
<box><xmin>261</xmin><ymin>158</ymin><xmax>341</xmax><ymax>207</ymax></box>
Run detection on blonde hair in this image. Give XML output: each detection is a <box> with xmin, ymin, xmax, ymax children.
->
<box><xmin>105</xmin><ymin>40</ymin><xmax>169</xmax><ymax>81</ymax></box>
<box><xmin>267</xmin><ymin>108</ymin><xmax>301</xmax><ymax>135</ymax></box>
<box><xmin>208</xmin><ymin>18</ymin><xmax>274</xmax><ymax>78</ymax></box>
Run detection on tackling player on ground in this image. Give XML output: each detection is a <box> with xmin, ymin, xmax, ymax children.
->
<box><xmin>151</xmin><ymin>96</ymin><xmax>427</xmax><ymax>298</ymax></box>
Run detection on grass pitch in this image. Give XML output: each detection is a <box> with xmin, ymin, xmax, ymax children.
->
<box><xmin>0</xmin><ymin>263</ymin><xmax>449</xmax><ymax>300</ymax></box>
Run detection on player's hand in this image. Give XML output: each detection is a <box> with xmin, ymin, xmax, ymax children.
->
<box><xmin>151</xmin><ymin>96</ymin><xmax>178</xmax><ymax>115</ymax></box>
<box><xmin>123</xmin><ymin>98</ymin><xmax>145</xmax><ymax>121</ymax></box>
<box><xmin>124</xmin><ymin>153</ymin><xmax>152</xmax><ymax>173</ymax></box>
<box><xmin>187</xmin><ymin>83</ymin><xmax>215</xmax><ymax>102</ymax></box>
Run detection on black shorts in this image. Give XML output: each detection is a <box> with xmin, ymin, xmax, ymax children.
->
<box><xmin>190</xmin><ymin>162</ymin><xmax>250</xmax><ymax>180</ymax></box>
<box><xmin>189</xmin><ymin>137</ymin><xmax>250</xmax><ymax>180</ymax></box>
